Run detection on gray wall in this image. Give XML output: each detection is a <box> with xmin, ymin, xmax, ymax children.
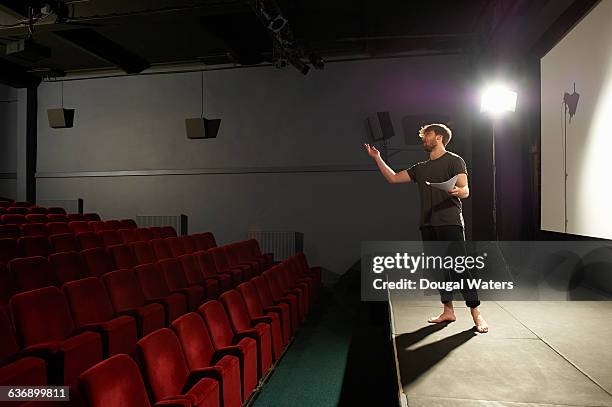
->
<box><xmin>36</xmin><ymin>55</ymin><xmax>473</xmax><ymax>274</ymax></box>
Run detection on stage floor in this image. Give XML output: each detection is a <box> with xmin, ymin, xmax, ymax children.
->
<box><xmin>390</xmin><ymin>293</ymin><xmax>612</xmax><ymax>406</ymax></box>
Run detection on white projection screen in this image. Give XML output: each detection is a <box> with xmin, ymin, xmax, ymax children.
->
<box><xmin>541</xmin><ymin>0</ymin><xmax>612</xmax><ymax>239</ymax></box>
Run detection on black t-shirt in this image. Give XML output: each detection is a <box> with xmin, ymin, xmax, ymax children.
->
<box><xmin>405</xmin><ymin>151</ymin><xmax>468</xmax><ymax>228</ymax></box>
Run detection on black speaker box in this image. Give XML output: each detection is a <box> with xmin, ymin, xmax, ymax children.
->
<box><xmin>185</xmin><ymin>117</ymin><xmax>221</xmax><ymax>139</ymax></box>
<box><xmin>47</xmin><ymin>108</ymin><xmax>75</xmax><ymax>129</ymax></box>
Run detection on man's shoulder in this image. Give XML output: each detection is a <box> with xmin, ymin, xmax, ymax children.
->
<box><xmin>445</xmin><ymin>151</ymin><xmax>465</xmax><ymax>162</ymax></box>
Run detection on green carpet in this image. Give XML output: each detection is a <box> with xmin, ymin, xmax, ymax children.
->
<box><xmin>252</xmin><ymin>287</ymin><xmax>355</xmax><ymax>407</ymax></box>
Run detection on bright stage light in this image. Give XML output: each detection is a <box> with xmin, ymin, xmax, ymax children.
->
<box><xmin>480</xmin><ymin>85</ymin><xmax>518</xmax><ymax>115</ymax></box>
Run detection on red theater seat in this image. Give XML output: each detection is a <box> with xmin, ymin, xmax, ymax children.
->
<box><xmin>149</xmin><ymin>227</ymin><xmax>163</xmax><ymax>239</ymax></box>
<box><xmin>119</xmin><ymin>228</ymin><xmax>141</xmax><ymax>244</ymax></box>
<box><xmin>67</xmin><ymin>213</ymin><xmax>85</xmax><ymax>222</ymax></box>
<box><xmin>209</xmin><ymin>247</ymin><xmax>247</xmax><ymax>286</ymax></box>
<box><xmin>105</xmin><ymin>220</ymin><xmax>121</xmax><ymax>231</ymax></box>
<box><xmin>166</xmin><ymin>237</ymin><xmax>186</xmax><ymax>257</ymax></box>
<box><xmin>99</xmin><ymin>230</ymin><xmax>122</xmax><ymax>247</ymax></box>
<box><xmin>102</xmin><ymin>270</ymin><xmax>165</xmax><ymax>337</ymax></box>
<box><xmin>158</xmin><ymin>258</ymin><xmax>206</xmax><ymax>310</ymax></box>
<box><xmin>179</xmin><ymin>235</ymin><xmax>197</xmax><ymax>254</ymax></box>
<box><xmin>7</xmin><ymin>207</ymin><xmax>29</xmax><ymax>215</ymax></box>
<box><xmin>27</xmin><ymin>207</ymin><xmax>47</xmax><ymax>214</ymax></box>
<box><xmin>46</xmin><ymin>221</ymin><xmax>72</xmax><ymax>235</ymax></box>
<box><xmin>198</xmin><ymin>301</ymin><xmax>258</xmax><ymax>399</ymax></box>
<box><xmin>134</xmin><ymin>263</ymin><xmax>188</xmax><ymax>324</ymax></box>
<box><xmin>119</xmin><ymin>219</ymin><xmax>138</xmax><ymax>229</ymax></box>
<box><xmin>178</xmin><ymin>254</ymin><xmax>220</xmax><ymax>300</ymax></box>
<box><xmin>21</xmin><ymin>223</ymin><xmax>48</xmax><ymax>237</ymax></box>
<box><xmin>196</xmin><ymin>250</ymin><xmax>234</xmax><ymax>292</ymax></box>
<box><xmin>10</xmin><ymin>286</ymin><xmax>103</xmax><ymax>385</ymax></box>
<box><xmin>220</xmin><ymin>290</ymin><xmax>273</xmax><ymax>376</ymax></box>
<box><xmin>246</xmin><ymin>239</ymin><xmax>274</xmax><ymax>269</ymax></box>
<box><xmin>160</xmin><ymin>226</ymin><xmax>178</xmax><ymax>238</ymax></box>
<box><xmin>77</xmin><ymin>232</ymin><xmax>104</xmax><ymax>250</ymax></box>
<box><xmin>0</xmin><ymin>264</ymin><xmax>15</xmax><ymax>304</ymax></box>
<box><xmin>47</xmin><ymin>207</ymin><xmax>67</xmax><ymax>215</ymax></box>
<box><xmin>49</xmin><ymin>251</ymin><xmax>89</xmax><ymax>284</ymax></box>
<box><xmin>132</xmin><ymin>241</ymin><xmax>157</xmax><ymax>265</ymax></box>
<box><xmin>2</xmin><ymin>214</ymin><xmax>27</xmax><ymax>225</ymax></box>
<box><xmin>236</xmin><ymin>241</ymin><xmax>267</xmax><ymax>272</ymax></box>
<box><xmin>137</xmin><ymin>228</ymin><xmax>155</xmax><ymax>241</ymax></box>
<box><xmin>238</xmin><ymin>280</ymin><xmax>288</xmax><ymax>351</ymax></box>
<box><xmin>108</xmin><ymin>244</ymin><xmax>138</xmax><ymax>270</ymax></box>
<box><xmin>0</xmin><ymin>306</ymin><xmax>47</xmax><ymax>389</ymax></box>
<box><xmin>151</xmin><ymin>238</ymin><xmax>173</xmax><ymax>260</ymax></box>
<box><xmin>81</xmin><ymin>247</ymin><xmax>115</xmax><ymax>278</ymax></box>
<box><xmin>77</xmin><ymin>354</ymin><xmax>191</xmax><ymax>407</ymax></box>
<box><xmin>136</xmin><ymin>329</ymin><xmax>220</xmax><ymax>407</ymax></box>
<box><xmin>192</xmin><ymin>233</ymin><xmax>216</xmax><ymax>251</ymax></box>
<box><xmin>83</xmin><ymin>213</ymin><xmax>101</xmax><ymax>222</ymax></box>
<box><xmin>171</xmin><ymin>313</ymin><xmax>242</xmax><ymax>407</ymax></box>
<box><xmin>295</xmin><ymin>252</ymin><xmax>322</xmax><ymax>295</ymax></box>
<box><xmin>278</xmin><ymin>263</ymin><xmax>310</xmax><ymax>313</ymax></box>
<box><xmin>222</xmin><ymin>243</ymin><xmax>258</xmax><ymax>279</ymax></box>
<box><xmin>265</xmin><ymin>267</ymin><xmax>305</xmax><ymax>322</ymax></box>
<box><xmin>25</xmin><ymin>214</ymin><xmax>48</xmax><ymax>224</ymax></box>
<box><xmin>69</xmin><ymin>221</ymin><xmax>93</xmax><ymax>234</ymax></box>
<box><xmin>0</xmin><ymin>238</ymin><xmax>19</xmax><ymax>265</ymax></box>
<box><xmin>252</xmin><ymin>275</ymin><xmax>297</xmax><ymax>336</ymax></box>
<box><xmin>89</xmin><ymin>221</ymin><xmax>108</xmax><ymax>233</ymax></box>
<box><xmin>0</xmin><ymin>224</ymin><xmax>20</xmax><ymax>239</ymax></box>
<box><xmin>63</xmin><ymin>277</ymin><xmax>138</xmax><ymax>357</ymax></box>
<box><xmin>18</xmin><ymin>235</ymin><xmax>51</xmax><ymax>257</ymax></box>
<box><xmin>49</xmin><ymin>233</ymin><xmax>79</xmax><ymax>253</ymax></box>
<box><xmin>9</xmin><ymin>256</ymin><xmax>59</xmax><ymax>292</ymax></box>
<box><xmin>47</xmin><ymin>214</ymin><xmax>68</xmax><ymax>222</ymax></box>
<box><xmin>11</xmin><ymin>202</ymin><xmax>32</xmax><ymax>208</ymax></box>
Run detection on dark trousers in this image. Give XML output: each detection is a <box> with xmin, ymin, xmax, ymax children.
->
<box><xmin>420</xmin><ymin>225</ymin><xmax>480</xmax><ymax>308</ymax></box>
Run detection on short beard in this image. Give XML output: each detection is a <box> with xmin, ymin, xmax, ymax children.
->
<box><xmin>423</xmin><ymin>144</ymin><xmax>433</xmax><ymax>152</ymax></box>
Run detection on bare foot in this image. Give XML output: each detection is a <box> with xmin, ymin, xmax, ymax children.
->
<box><xmin>427</xmin><ymin>312</ymin><xmax>457</xmax><ymax>323</ymax></box>
<box><xmin>427</xmin><ymin>303</ymin><xmax>456</xmax><ymax>323</ymax></box>
<box><xmin>471</xmin><ymin>308</ymin><xmax>488</xmax><ymax>333</ymax></box>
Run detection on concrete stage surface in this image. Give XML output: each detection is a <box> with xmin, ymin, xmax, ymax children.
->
<box><xmin>390</xmin><ymin>294</ymin><xmax>612</xmax><ymax>407</ymax></box>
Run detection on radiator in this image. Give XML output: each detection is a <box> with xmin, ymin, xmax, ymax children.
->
<box><xmin>247</xmin><ymin>231</ymin><xmax>303</xmax><ymax>261</ymax></box>
<box><xmin>137</xmin><ymin>214</ymin><xmax>188</xmax><ymax>235</ymax></box>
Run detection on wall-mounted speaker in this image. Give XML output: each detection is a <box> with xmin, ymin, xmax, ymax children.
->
<box><xmin>185</xmin><ymin>117</ymin><xmax>221</xmax><ymax>139</ymax></box>
<box><xmin>47</xmin><ymin>108</ymin><xmax>75</xmax><ymax>129</ymax></box>
<box><xmin>366</xmin><ymin>112</ymin><xmax>395</xmax><ymax>143</ymax></box>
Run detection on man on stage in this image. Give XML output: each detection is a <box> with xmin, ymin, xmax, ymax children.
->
<box><xmin>363</xmin><ymin>123</ymin><xmax>488</xmax><ymax>333</ymax></box>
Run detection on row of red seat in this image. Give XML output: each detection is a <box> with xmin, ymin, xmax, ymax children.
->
<box><xmin>0</xmin><ymin>199</ymin><xmax>38</xmax><ymax>208</ymax></box>
<box><xmin>0</xmin><ymin>225</ymin><xmax>197</xmax><ymax>265</ymax></box>
<box><xmin>1</xmin><ymin>252</ymin><xmax>321</xmax><ymax>406</ymax></box>
<box><xmin>0</xmin><ymin>205</ymin><xmax>68</xmax><ymax>214</ymax></box>
<box><xmin>0</xmin><ymin>231</ymin><xmax>255</xmax><ymax>302</ymax></box>
<box><xmin>0</xmin><ymin>212</ymin><xmax>102</xmax><ymax>224</ymax></box>
<box><xmin>77</xmin><ymin>254</ymin><xmax>320</xmax><ymax>407</ymax></box>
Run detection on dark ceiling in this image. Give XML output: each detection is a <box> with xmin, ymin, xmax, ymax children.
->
<box><xmin>0</xmin><ymin>0</ymin><xmax>591</xmax><ymax>87</ymax></box>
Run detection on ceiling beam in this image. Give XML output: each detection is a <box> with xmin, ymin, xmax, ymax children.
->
<box><xmin>53</xmin><ymin>28</ymin><xmax>150</xmax><ymax>74</ymax></box>
<box><xmin>0</xmin><ymin>1</ymin><xmax>29</xmax><ymax>18</ymax></box>
<box><xmin>0</xmin><ymin>59</ymin><xmax>40</xmax><ymax>88</ymax></box>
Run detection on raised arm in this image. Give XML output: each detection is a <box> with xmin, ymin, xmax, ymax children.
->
<box><xmin>363</xmin><ymin>143</ymin><xmax>412</xmax><ymax>184</ymax></box>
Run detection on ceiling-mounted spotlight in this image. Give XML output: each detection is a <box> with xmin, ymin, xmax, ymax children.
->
<box><xmin>267</xmin><ymin>15</ymin><xmax>287</xmax><ymax>33</ymax></box>
<box><xmin>308</xmin><ymin>53</ymin><xmax>324</xmax><ymax>70</ymax></box>
<box><xmin>274</xmin><ymin>58</ymin><xmax>288</xmax><ymax>69</ymax></box>
<box><xmin>288</xmin><ymin>54</ymin><xmax>309</xmax><ymax>75</ymax></box>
